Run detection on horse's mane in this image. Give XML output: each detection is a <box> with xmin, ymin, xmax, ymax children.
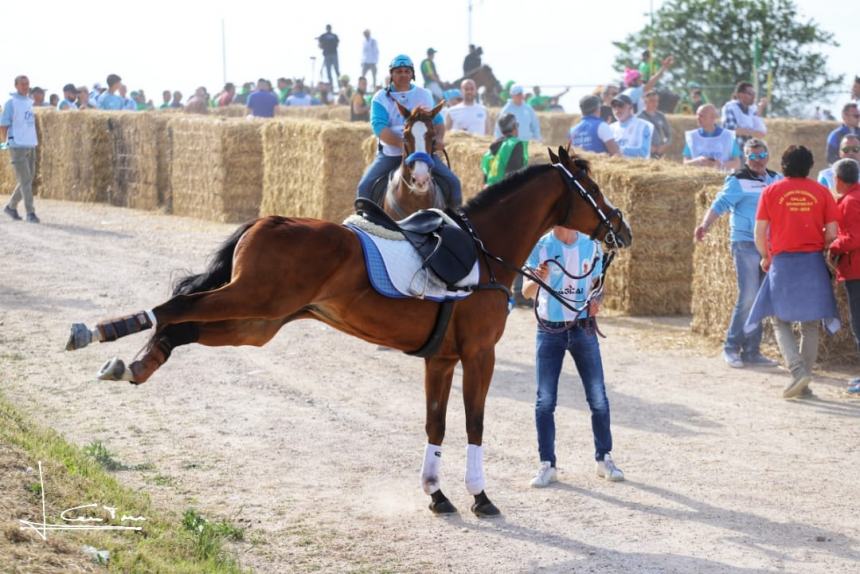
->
<box><xmin>463</xmin><ymin>158</ymin><xmax>591</xmax><ymax>214</ymax></box>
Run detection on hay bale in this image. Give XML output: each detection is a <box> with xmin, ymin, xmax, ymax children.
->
<box><xmin>760</xmin><ymin>118</ymin><xmax>836</xmax><ymax>176</ymax></box>
<box><xmin>211</xmin><ymin>105</ymin><xmax>248</xmax><ymax>118</ymax></box>
<box><xmin>105</xmin><ymin>113</ymin><xmax>160</xmax><ymax>210</ymax></box>
<box><xmin>152</xmin><ymin>114</ymin><xmax>174</xmax><ymax>212</ymax></box>
<box><xmin>585</xmin><ymin>159</ymin><xmax>725</xmax><ymax>315</ymax></box>
<box><xmin>169</xmin><ymin>116</ymin><xmax>264</xmax><ymax>222</ymax></box>
<box><xmin>692</xmin><ymin>185</ymin><xmax>858</xmax><ymax>364</ymax></box>
<box><xmin>278</xmin><ymin>106</ymin><xmax>351</xmax><ymax>122</ymax></box>
<box><xmin>37</xmin><ymin>110</ymin><xmax>111</xmax><ymax>203</ymax></box>
<box><xmin>664</xmin><ymin>115</ymin><xmax>700</xmax><ymax>161</ymax></box>
<box><xmin>260</xmin><ymin>118</ymin><xmax>371</xmax><ymax>222</ymax></box>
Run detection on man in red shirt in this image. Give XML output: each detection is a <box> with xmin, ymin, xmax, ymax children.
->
<box><xmin>749</xmin><ymin>146</ymin><xmax>840</xmax><ymax>398</ymax></box>
<box><xmin>828</xmin><ymin>158</ymin><xmax>860</xmax><ymax>394</ymax></box>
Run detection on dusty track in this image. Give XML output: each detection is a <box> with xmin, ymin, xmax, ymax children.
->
<box><xmin>2</xmin><ymin>200</ymin><xmax>858</xmax><ymax>573</ymax></box>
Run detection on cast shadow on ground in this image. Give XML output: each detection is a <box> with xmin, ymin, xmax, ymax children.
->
<box><xmin>437</xmin><ymin>512</ymin><xmax>776</xmax><ymax>574</ymax></box>
<box><xmin>489</xmin><ymin>356</ymin><xmax>722</xmax><ymax>438</ymax></box>
<box><xmin>552</xmin><ymin>480</ymin><xmax>860</xmax><ymax>564</ymax></box>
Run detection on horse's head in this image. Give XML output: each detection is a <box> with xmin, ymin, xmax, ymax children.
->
<box><xmin>395</xmin><ymin>100</ymin><xmax>445</xmax><ymax>193</ymax></box>
<box><xmin>548</xmin><ymin>146</ymin><xmax>632</xmax><ymax>250</ymax></box>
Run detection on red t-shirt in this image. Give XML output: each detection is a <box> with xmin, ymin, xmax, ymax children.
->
<box><xmin>756</xmin><ymin>177</ymin><xmax>839</xmax><ymax>256</ymax></box>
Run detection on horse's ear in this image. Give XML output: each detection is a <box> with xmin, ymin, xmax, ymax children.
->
<box><xmin>395</xmin><ymin>100</ymin><xmax>411</xmax><ymax>119</ymax></box>
<box><xmin>547</xmin><ymin>147</ymin><xmax>559</xmax><ymax>164</ymax></box>
<box><xmin>430</xmin><ymin>99</ymin><xmax>446</xmax><ymax>118</ymax></box>
<box><xmin>558</xmin><ymin>145</ymin><xmax>570</xmax><ymax>163</ymax></box>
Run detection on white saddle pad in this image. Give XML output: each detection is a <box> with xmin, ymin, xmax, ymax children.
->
<box><xmin>344</xmin><ymin>215</ymin><xmax>480</xmax><ymax>302</ymax></box>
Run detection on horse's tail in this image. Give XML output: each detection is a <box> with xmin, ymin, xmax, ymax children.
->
<box><xmin>171</xmin><ymin>220</ymin><xmax>257</xmax><ymax>296</ymax></box>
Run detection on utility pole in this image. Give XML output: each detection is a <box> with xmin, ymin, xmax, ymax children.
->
<box><xmin>221</xmin><ymin>19</ymin><xmax>227</xmax><ymax>85</ymax></box>
<box><xmin>468</xmin><ymin>0</ymin><xmax>473</xmax><ymax>46</ymax></box>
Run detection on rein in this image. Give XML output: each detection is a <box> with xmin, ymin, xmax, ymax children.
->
<box><xmin>452</xmin><ymin>163</ymin><xmax>625</xmax><ymax>320</ymax></box>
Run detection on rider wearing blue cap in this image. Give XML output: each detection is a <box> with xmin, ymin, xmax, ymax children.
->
<box><xmin>356</xmin><ymin>54</ymin><xmax>462</xmax><ymax>206</ymax></box>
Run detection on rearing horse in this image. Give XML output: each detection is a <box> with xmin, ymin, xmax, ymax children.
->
<box><xmin>381</xmin><ymin>100</ymin><xmax>449</xmax><ymax>219</ymax></box>
<box><xmin>66</xmin><ymin>147</ymin><xmax>631</xmax><ymax>518</ymax></box>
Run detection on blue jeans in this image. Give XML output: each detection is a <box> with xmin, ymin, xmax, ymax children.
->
<box><xmin>356</xmin><ymin>152</ymin><xmax>462</xmax><ymax>206</ymax></box>
<box><xmin>724</xmin><ymin>241</ymin><xmax>765</xmax><ymax>358</ymax></box>
<box><xmin>535</xmin><ymin>323</ymin><xmax>612</xmax><ymax>464</ymax></box>
<box><xmin>323</xmin><ymin>54</ymin><xmax>339</xmax><ymax>89</ymax></box>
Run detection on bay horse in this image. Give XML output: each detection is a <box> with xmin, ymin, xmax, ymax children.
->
<box><xmin>380</xmin><ymin>100</ymin><xmax>449</xmax><ymax>219</ymax></box>
<box><xmin>66</xmin><ymin>147</ymin><xmax>631</xmax><ymax>517</ymax></box>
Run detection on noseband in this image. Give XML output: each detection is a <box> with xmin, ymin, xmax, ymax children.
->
<box><xmin>550</xmin><ymin>162</ymin><xmax>626</xmax><ymax>250</ymax></box>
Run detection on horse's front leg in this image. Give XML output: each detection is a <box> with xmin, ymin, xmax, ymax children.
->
<box><xmin>461</xmin><ymin>348</ymin><xmax>501</xmax><ymax>517</ymax></box>
<box><xmin>421</xmin><ymin>356</ymin><xmax>458</xmax><ymax>514</ymax></box>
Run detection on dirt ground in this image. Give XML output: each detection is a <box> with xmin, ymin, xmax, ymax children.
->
<box><xmin>2</xmin><ymin>199</ymin><xmax>859</xmax><ymax>574</ymax></box>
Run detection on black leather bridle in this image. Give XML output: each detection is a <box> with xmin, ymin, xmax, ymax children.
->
<box><xmin>451</xmin><ymin>162</ymin><xmax>628</xmax><ymax>318</ymax></box>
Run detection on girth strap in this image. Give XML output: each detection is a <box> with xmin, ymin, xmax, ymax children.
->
<box><xmin>406</xmin><ymin>300</ymin><xmax>456</xmax><ymax>358</ymax></box>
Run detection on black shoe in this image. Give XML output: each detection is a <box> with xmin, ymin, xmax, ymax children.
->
<box><xmin>26</xmin><ymin>212</ymin><xmax>40</xmax><ymax>224</ymax></box>
<box><xmin>4</xmin><ymin>205</ymin><xmax>21</xmax><ymax>221</ymax></box>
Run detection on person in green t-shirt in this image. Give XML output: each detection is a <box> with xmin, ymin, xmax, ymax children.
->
<box><xmin>528</xmin><ymin>86</ymin><xmax>569</xmax><ymax>112</ymax></box>
<box><xmin>638</xmin><ymin>49</ymin><xmax>655</xmax><ymax>83</ymax></box>
<box><xmin>482</xmin><ymin>113</ymin><xmax>530</xmax><ymax>306</ymax></box>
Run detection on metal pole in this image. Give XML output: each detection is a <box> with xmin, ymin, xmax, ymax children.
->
<box><xmin>468</xmin><ymin>0</ymin><xmax>473</xmax><ymax>46</ymax></box>
<box><xmin>221</xmin><ymin>19</ymin><xmax>227</xmax><ymax>85</ymax></box>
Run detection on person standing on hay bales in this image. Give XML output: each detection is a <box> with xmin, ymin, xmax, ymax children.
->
<box><xmin>356</xmin><ymin>54</ymin><xmax>461</xmax><ymax>207</ymax></box>
<box><xmin>1</xmin><ymin>75</ymin><xmax>40</xmax><ymax>223</ymax></box>
<box><xmin>683</xmin><ymin>104</ymin><xmax>741</xmax><ymax>172</ymax></box>
<box><xmin>695</xmin><ymin>138</ymin><xmax>781</xmax><ymax>369</ymax></box>
<box><xmin>522</xmin><ymin>226</ymin><xmax>625</xmax><ymax>487</ymax></box>
<box><xmin>361</xmin><ymin>29</ymin><xmax>379</xmax><ymax>89</ymax></box>
<box><xmin>317</xmin><ymin>24</ymin><xmax>340</xmax><ymax>91</ymax></box>
<box><xmin>818</xmin><ymin>134</ymin><xmax>860</xmax><ymax>190</ymax></box>
<box><xmin>608</xmin><ymin>93</ymin><xmax>652</xmax><ymax>159</ymax></box>
<box><xmin>825</xmin><ymin>103</ymin><xmax>860</xmax><ymax>166</ymax></box>
<box><xmin>350</xmin><ymin>76</ymin><xmax>370</xmax><ymax>122</ymax></box>
<box><xmin>420</xmin><ymin>48</ymin><xmax>443</xmax><ymax>102</ymax></box>
<box><xmin>569</xmin><ymin>95</ymin><xmax>619</xmax><ymax>156</ymax></box>
<box><xmin>747</xmin><ymin>145</ymin><xmax>840</xmax><ymax>399</ymax></box>
<box><xmin>828</xmin><ymin>158</ymin><xmax>860</xmax><ymax>395</ymax></box>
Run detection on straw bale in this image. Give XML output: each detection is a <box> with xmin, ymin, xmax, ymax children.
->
<box><xmin>278</xmin><ymin>106</ymin><xmax>351</xmax><ymax>122</ymax></box>
<box><xmin>692</xmin><ymin>184</ymin><xmax>858</xmax><ymax>365</ymax></box>
<box><xmin>212</xmin><ymin>105</ymin><xmax>248</xmax><ymax>118</ymax></box>
<box><xmin>36</xmin><ymin>110</ymin><xmax>111</xmax><ymax>203</ymax></box>
<box><xmin>169</xmin><ymin>116</ymin><xmax>264</xmax><ymax>222</ymax></box>
<box><xmin>586</xmin><ymin>159</ymin><xmax>725</xmax><ymax>315</ymax></box>
<box><xmin>260</xmin><ymin>118</ymin><xmax>372</xmax><ymax>222</ymax></box>
<box><xmin>105</xmin><ymin>112</ymin><xmax>160</xmax><ymax>210</ymax></box>
<box><xmin>759</xmin><ymin>118</ymin><xmax>836</xmax><ymax>177</ymax></box>
<box><xmin>152</xmin><ymin>114</ymin><xmax>174</xmax><ymax>211</ymax></box>
<box><xmin>663</xmin><ymin>115</ymin><xmax>699</xmax><ymax>161</ymax></box>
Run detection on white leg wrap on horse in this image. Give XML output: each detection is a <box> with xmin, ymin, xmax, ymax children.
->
<box><xmin>146</xmin><ymin>310</ymin><xmax>157</xmax><ymax>329</ymax></box>
<box><xmin>465</xmin><ymin>444</ymin><xmax>485</xmax><ymax>495</ymax></box>
<box><xmin>420</xmin><ymin>444</ymin><xmax>442</xmax><ymax>495</ymax></box>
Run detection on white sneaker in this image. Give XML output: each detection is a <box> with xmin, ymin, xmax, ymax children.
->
<box><xmin>596</xmin><ymin>453</ymin><xmax>625</xmax><ymax>482</ymax></box>
<box><xmin>530</xmin><ymin>461</ymin><xmax>557</xmax><ymax>488</ymax></box>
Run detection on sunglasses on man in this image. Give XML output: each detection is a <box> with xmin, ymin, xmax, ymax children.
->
<box><xmin>746</xmin><ymin>151</ymin><xmax>768</xmax><ymax>161</ymax></box>
<box><xmin>841</xmin><ymin>146</ymin><xmax>860</xmax><ymax>153</ymax></box>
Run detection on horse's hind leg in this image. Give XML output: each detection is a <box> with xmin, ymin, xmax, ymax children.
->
<box><xmin>97</xmin><ymin>318</ymin><xmax>287</xmax><ymax>384</ymax></box>
<box><xmin>421</xmin><ymin>356</ymin><xmax>458</xmax><ymax>514</ymax></box>
<box><xmin>461</xmin><ymin>348</ymin><xmax>501</xmax><ymax>518</ymax></box>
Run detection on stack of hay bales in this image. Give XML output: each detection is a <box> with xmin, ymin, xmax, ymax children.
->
<box><xmin>211</xmin><ymin>106</ymin><xmax>248</xmax><ymax>118</ymax></box>
<box><xmin>260</xmin><ymin>118</ymin><xmax>371</xmax><ymax>222</ymax></box>
<box><xmin>692</xmin><ymin>185</ymin><xmax>857</xmax><ymax>364</ymax></box>
<box><xmin>169</xmin><ymin>116</ymin><xmax>264</xmax><ymax>222</ymax></box>
<box><xmin>105</xmin><ymin>113</ymin><xmax>161</xmax><ymax>210</ymax></box>
<box><xmin>152</xmin><ymin>114</ymin><xmax>174</xmax><ymax>211</ymax></box>
<box><xmin>760</xmin><ymin>118</ymin><xmax>836</xmax><ymax>176</ymax></box>
<box><xmin>585</xmin><ymin>159</ymin><xmax>725</xmax><ymax>314</ymax></box>
<box><xmin>278</xmin><ymin>106</ymin><xmax>351</xmax><ymax>122</ymax></box>
<box><xmin>37</xmin><ymin>110</ymin><xmax>111</xmax><ymax>203</ymax></box>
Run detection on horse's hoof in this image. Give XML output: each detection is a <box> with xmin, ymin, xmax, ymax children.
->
<box><xmin>429</xmin><ymin>490</ymin><xmax>458</xmax><ymax>514</ymax></box>
<box><xmin>471</xmin><ymin>491</ymin><xmax>500</xmax><ymax>518</ymax></box>
<box><xmin>66</xmin><ymin>323</ymin><xmax>92</xmax><ymax>351</ymax></box>
<box><xmin>96</xmin><ymin>357</ymin><xmax>132</xmax><ymax>382</ymax></box>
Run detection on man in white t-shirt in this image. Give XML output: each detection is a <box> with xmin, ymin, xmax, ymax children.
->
<box><xmin>445</xmin><ymin>79</ymin><xmax>490</xmax><ymax>135</ymax></box>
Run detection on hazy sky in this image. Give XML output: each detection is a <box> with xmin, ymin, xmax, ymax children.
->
<box><xmin>2</xmin><ymin>0</ymin><xmax>856</xmax><ymax>114</ymax></box>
